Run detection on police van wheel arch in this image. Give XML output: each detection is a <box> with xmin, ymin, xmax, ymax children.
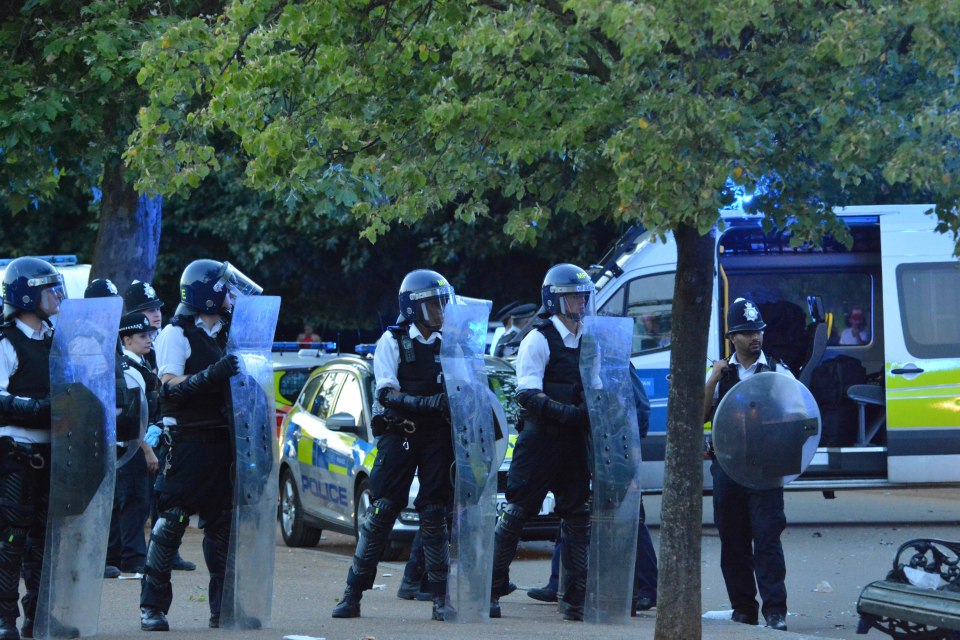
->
<box><xmin>280</xmin><ymin>468</ymin><xmax>322</xmax><ymax>548</ymax></box>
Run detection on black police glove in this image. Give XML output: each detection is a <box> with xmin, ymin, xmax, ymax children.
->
<box><xmin>382</xmin><ymin>390</ymin><xmax>449</xmax><ymax>417</ymax></box>
<box><xmin>544</xmin><ymin>398</ymin><xmax>589</xmax><ymax>429</ymax></box>
<box><xmin>207</xmin><ymin>354</ymin><xmax>241</xmax><ymax>381</ymax></box>
<box><xmin>0</xmin><ymin>392</ymin><xmax>50</xmax><ymax>428</ymax></box>
<box><xmin>161</xmin><ymin>355</ymin><xmax>240</xmax><ymax>404</ymax></box>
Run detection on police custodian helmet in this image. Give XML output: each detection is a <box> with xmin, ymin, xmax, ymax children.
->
<box><xmin>726</xmin><ymin>297</ymin><xmax>767</xmax><ymax>335</ymax></box>
<box><xmin>2</xmin><ymin>257</ymin><xmax>66</xmax><ymax>319</ymax></box>
<box><xmin>398</xmin><ymin>269</ymin><xmax>455</xmax><ymax>329</ymax></box>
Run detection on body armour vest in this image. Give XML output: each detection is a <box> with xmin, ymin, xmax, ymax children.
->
<box><xmin>384</xmin><ymin>326</ymin><xmax>446</xmax><ymax>431</ymax></box>
<box><xmin>0</xmin><ymin>323</ymin><xmax>52</xmax><ymax>428</ymax></box>
<box><xmin>715</xmin><ymin>355</ymin><xmax>779</xmax><ymax>407</ymax></box>
<box><xmin>160</xmin><ymin>315</ymin><xmax>229</xmax><ymax>429</ymax></box>
<box><xmin>525</xmin><ymin>320</ymin><xmax>582</xmax><ymax>432</ymax></box>
<box><xmin>124</xmin><ymin>355</ymin><xmax>160</xmax><ymax>423</ymax></box>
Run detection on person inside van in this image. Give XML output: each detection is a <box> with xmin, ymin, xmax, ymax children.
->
<box><xmin>839</xmin><ymin>308</ymin><xmax>869</xmax><ymax>345</ymax></box>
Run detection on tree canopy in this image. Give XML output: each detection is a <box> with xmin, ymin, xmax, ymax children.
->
<box><xmin>129</xmin><ymin>2</ymin><xmax>960</xmax><ymax>638</ymax></box>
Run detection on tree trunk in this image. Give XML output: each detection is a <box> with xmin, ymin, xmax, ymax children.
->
<box><xmin>90</xmin><ymin>160</ymin><xmax>162</xmax><ymax>287</ymax></box>
<box><xmin>654</xmin><ymin>222</ymin><xmax>716</xmax><ymax>640</ymax></box>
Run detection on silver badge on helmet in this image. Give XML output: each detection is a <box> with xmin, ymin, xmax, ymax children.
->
<box><xmin>743</xmin><ymin>301</ymin><xmax>759</xmax><ymax>322</ymax></box>
<box><xmin>143</xmin><ymin>283</ymin><xmax>157</xmax><ymax>299</ymax></box>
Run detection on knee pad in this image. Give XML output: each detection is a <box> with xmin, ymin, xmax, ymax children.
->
<box><xmin>497</xmin><ymin>503</ymin><xmax>529</xmax><ymax>538</ymax></box>
<box><xmin>151</xmin><ymin>508</ymin><xmax>190</xmax><ymax>548</ymax></box>
<box><xmin>363</xmin><ymin>498</ymin><xmax>400</xmax><ymax>536</ymax></box>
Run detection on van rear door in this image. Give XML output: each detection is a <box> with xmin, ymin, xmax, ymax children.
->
<box><xmin>879</xmin><ymin>205</ymin><xmax>960</xmax><ymax>483</ymax></box>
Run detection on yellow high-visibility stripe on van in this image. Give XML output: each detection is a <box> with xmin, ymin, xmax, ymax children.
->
<box><xmin>886</xmin><ymin>365</ymin><xmax>960</xmax><ymax>430</ymax></box>
<box><xmin>328</xmin><ymin>464</ymin><xmax>348</xmax><ymax>476</ymax></box>
<box><xmin>297</xmin><ymin>437</ymin><xmax>313</xmax><ymax>465</ymax></box>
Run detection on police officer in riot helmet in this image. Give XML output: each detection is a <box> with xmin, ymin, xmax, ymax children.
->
<box><xmin>139</xmin><ymin>259</ymin><xmax>261</xmax><ymax>632</ymax></box>
<box><xmin>332</xmin><ymin>269</ymin><xmax>456</xmax><ymax>621</ymax></box>
<box><xmin>490</xmin><ymin>263</ymin><xmax>595</xmax><ymax>621</ymax></box>
<box><xmin>0</xmin><ymin>257</ymin><xmax>66</xmax><ymax>638</ymax></box>
<box><xmin>704</xmin><ymin>297</ymin><xmax>793</xmax><ymax>632</ymax></box>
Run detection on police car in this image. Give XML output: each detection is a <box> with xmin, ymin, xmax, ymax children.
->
<box><xmin>277</xmin><ymin>351</ymin><xmax>557</xmax><ymax>559</ymax></box>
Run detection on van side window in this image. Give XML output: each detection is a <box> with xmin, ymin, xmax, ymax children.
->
<box><xmin>896</xmin><ymin>262</ymin><xmax>960</xmax><ymax>358</ymax></box>
<box><xmin>598</xmin><ymin>272</ymin><xmax>674</xmax><ymax>355</ymax></box>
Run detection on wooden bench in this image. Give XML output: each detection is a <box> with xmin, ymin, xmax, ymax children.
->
<box><xmin>857</xmin><ymin>538</ymin><xmax>960</xmax><ymax>639</ymax></box>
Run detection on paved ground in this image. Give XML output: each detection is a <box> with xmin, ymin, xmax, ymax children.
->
<box><xmin>84</xmin><ymin>487</ymin><xmax>958</xmax><ymax>640</ymax></box>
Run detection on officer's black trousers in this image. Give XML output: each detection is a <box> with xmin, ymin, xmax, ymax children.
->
<box><xmin>711</xmin><ymin>461</ymin><xmax>787</xmax><ymax>620</ymax></box>
<box><xmin>141</xmin><ymin>437</ymin><xmax>232</xmax><ymax>617</ymax></box>
<box><xmin>345</xmin><ymin>428</ymin><xmax>453</xmax><ymax>594</ymax></box>
<box><xmin>0</xmin><ymin>444</ymin><xmax>49</xmax><ymax>624</ymax></box>
<box><xmin>492</xmin><ymin>423</ymin><xmax>590</xmax><ymax>607</ymax></box>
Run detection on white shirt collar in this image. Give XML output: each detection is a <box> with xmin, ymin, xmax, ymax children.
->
<box><xmin>194</xmin><ymin>315</ymin><xmax>224</xmax><ymax>338</ymax></box>
<box><xmin>549</xmin><ymin>314</ymin><xmax>581</xmax><ymax>342</ymax></box>
<box><xmin>408</xmin><ymin>323</ymin><xmax>441</xmax><ymax>344</ymax></box>
<box><xmin>14</xmin><ymin>317</ymin><xmax>53</xmax><ymax>341</ymax></box>
<box><xmin>729</xmin><ymin>351</ymin><xmax>769</xmax><ymax>370</ymax></box>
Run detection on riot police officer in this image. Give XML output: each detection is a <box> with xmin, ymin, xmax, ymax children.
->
<box><xmin>704</xmin><ymin>297</ymin><xmax>793</xmax><ymax>632</ymax></box>
<box><xmin>332</xmin><ymin>269</ymin><xmax>455</xmax><ymax>621</ymax></box>
<box><xmin>139</xmin><ymin>259</ymin><xmax>255</xmax><ymax>632</ymax></box>
<box><xmin>0</xmin><ymin>257</ymin><xmax>65</xmax><ymax>639</ymax></box>
<box><xmin>122</xmin><ymin>279</ymin><xmax>197</xmax><ymax>573</ymax></box>
<box><xmin>490</xmin><ymin>263</ymin><xmax>595</xmax><ymax>622</ymax></box>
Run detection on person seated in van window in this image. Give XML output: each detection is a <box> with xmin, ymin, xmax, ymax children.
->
<box><xmin>640</xmin><ymin>314</ymin><xmax>670</xmax><ymax>350</ymax></box>
<box><xmin>839</xmin><ymin>308</ymin><xmax>869</xmax><ymax>345</ymax></box>
<box><xmin>296</xmin><ymin>324</ymin><xmax>320</xmax><ymax>346</ymax></box>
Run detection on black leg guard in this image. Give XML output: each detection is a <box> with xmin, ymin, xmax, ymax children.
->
<box><xmin>559</xmin><ymin>515</ymin><xmax>590</xmax><ymax>621</ymax></box>
<box><xmin>491</xmin><ymin>504</ymin><xmax>529</xmax><ymax>601</ymax></box>
<box><xmin>0</xmin><ymin>529</ymin><xmax>25</xmax><ymax>622</ymax></box>
<box><xmin>140</xmin><ymin>507</ymin><xmax>190</xmax><ymax>613</ymax></box>
<box><xmin>346</xmin><ymin>498</ymin><xmax>400</xmax><ymax>591</ymax></box>
<box><xmin>202</xmin><ymin>520</ymin><xmax>230</xmax><ymax>623</ymax></box>
<box><xmin>419</xmin><ymin>504</ymin><xmax>449</xmax><ymax>621</ymax></box>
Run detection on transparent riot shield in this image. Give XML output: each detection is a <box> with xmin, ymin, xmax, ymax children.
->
<box><xmin>38</xmin><ymin>296</ymin><xmax>122</xmax><ymax>638</ymax></box>
<box><xmin>221</xmin><ymin>295</ymin><xmax>281</xmax><ymax>630</ymax></box>
<box><xmin>713</xmin><ymin>371</ymin><xmax>821</xmax><ymax>490</ymax></box>
<box><xmin>441</xmin><ymin>299</ymin><xmax>499</xmax><ymax>623</ymax></box>
<box><xmin>580</xmin><ymin>315</ymin><xmax>642</xmax><ymax>624</ymax></box>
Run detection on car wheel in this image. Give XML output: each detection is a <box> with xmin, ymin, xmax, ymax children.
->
<box><xmin>354</xmin><ymin>478</ymin><xmax>372</xmax><ymax>543</ymax></box>
<box><xmin>280</xmin><ymin>468</ymin><xmax>321</xmax><ymax>548</ymax></box>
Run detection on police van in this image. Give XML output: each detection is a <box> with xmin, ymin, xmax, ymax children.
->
<box><xmin>592</xmin><ymin>204</ymin><xmax>960</xmax><ymax>492</ymax></box>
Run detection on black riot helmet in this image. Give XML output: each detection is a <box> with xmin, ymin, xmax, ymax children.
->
<box><xmin>176</xmin><ymin>259</ymin><xmax>263</xmax><ymax>316</ymax></box>
<box><xmin>2</xmin><ymin>257</ymin><xmax>67</xmax><ymax>320</ymax></box>
<box><xmin>541</xmin><ymin>263</ymin><xmax>595</xmax><ymax>321</ymax></box>
<box><xmin>398</xmin><ymin>269</ymin><xmax>455</xmax><ymax>330</ymax></box>
<box><xmin>726</xmin><ymin>297</ymin><xmax>767</xmax><ymax>335</ymax></box>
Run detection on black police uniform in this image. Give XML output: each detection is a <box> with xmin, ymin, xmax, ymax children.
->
<box><xmin>106</xmin><ymin>349</ymin><xmax>159</xmax><ymax>573</ymax></box>
<box><xmin>140</xmin><ymin>314</ymin><xmax>234</xmax><ymax>628</ymax></box>
<box><xmin>709</xmin><ymin>355</ymin><xmax>788</xmax><ymax>625</ymax></box>
<box><xmin>491</xmin><ymin>317</ymin><xmax>591</xmax><ymax>619</ymax></box>
<box><xmin>0</xmin><ymin>323</ymin><xmax>52</xmax><ymax>637</ymax></box>
<box><xmin>333</xmin><ymin>323</ymin><xmax>453</xmax><ymax>618</ymax></box>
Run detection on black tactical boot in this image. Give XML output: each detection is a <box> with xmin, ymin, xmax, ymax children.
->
<box><xmin>331</xmin><ymin>587</ymin><xmax>362</xmax><ymax>618</ymax></box>
<box><xmin>431</xmin><ymin>594</ymin><xmax>446</xmax><ymax>621</ymax></box>
<box><xmin>140</xmin><ymin>607</ymin><xmax>169</xmax><ymax>632</ymax></box>
<box><xmin>0</xmin><ymin>616</ymin><xmax>19</xmax><ymax>640</ymax></box>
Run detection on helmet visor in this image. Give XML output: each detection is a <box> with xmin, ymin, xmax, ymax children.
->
<box><xmin>413</xmin><ymin>286</ymin><xmax>455</xmax><ymax>329</ymax></box>
<box><xmin>219</xmin><ymin>262</ymin><xmax>263</xmax><ymax>297</ymax></box>
<box><xmin>549</xmin><ymin>282</ymin><xmax>595</xmax><ymax>321</ymax></box>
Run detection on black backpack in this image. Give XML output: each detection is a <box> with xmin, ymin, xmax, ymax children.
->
<box><xmin>809</xmin><ymin>355</ymin><xmax>868</xmax><ymax>408</ymax></box>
